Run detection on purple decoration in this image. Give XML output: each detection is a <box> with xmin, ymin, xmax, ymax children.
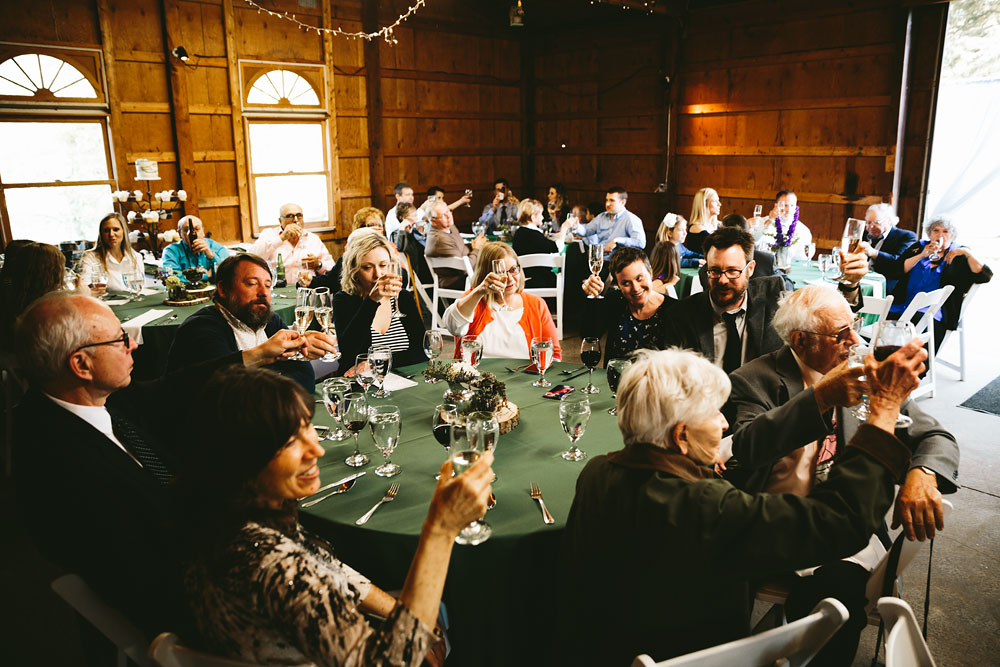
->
<box><xmin>774</xmin><ymin>206</ymin><xmax>800</xmax><ymax>247</ymax></box>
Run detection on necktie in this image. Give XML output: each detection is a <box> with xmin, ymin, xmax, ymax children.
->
<box><xmin>721</xmin><ymin>311</ymin><xmax>743</xmax><ymax>373</ymax></box>
<box><xmin>111</xmin><ymin>414</ymin><xmax>174</xmax><ymax>486</ymax></box>
<box><xmin>817</xmin><ymin>410</ymin><xmax>839</xmax><ymax>465</ymax></box>
<box><xmin>499</xmin><ymin>205</ymin><xmax>507</xmax><ymax>225</ymax></box>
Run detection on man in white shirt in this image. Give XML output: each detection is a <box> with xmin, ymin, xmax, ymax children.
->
<box><xmin>248</xmin><ymin>202</ymin><xmax>334</xmax><ymax>285</ymax></box>
<box><xmin>571</xmin><ymin>186</ymin><xmax>645</xmax><ymax>259</ymax></box>
<box><xmin>385</xmin><ymin>182</ymin><xmax>417</xmax><ymax>242</ymax></box>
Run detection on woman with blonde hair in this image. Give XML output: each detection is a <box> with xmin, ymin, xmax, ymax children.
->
<box><xmin>333</xmin><ymin>230</ymin><xmax>426</xmax><ymax>373</ymax></box>
<box><xmin>443</xmin><ymin>241</ymin><xmax>561</xmax><ymax>360</ymax></box>
<box><xmin>80</xmin><ymin>213</ymin><xmax>144</xmax><ymax>293</ymax></box>
<box><xmin>512</xmin><ymin>198</ymin><xmax>572</xmax><ymax>289</ymax></box>
<box><xmin>685</xmin><ymin>188</ymin><xmax>722</xmax><ymax>256</ymax></box>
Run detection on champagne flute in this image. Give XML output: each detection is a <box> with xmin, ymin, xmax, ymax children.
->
<box><xmin>342</xmin><ymin>391</ymin><xmax>369</xmax><ymax>467</ymax></box>
<box><xmin>836</xmin><ymin>218</ymin><xmax>865</xmax><ymax>284</ymax></box>
<box><xmin>492</xmin><ymin>258</ymin><xmax>511</xmax><ymax>311</ymax></box>
<box><xmin>530</xmin><ymin>336</ymin><xmax>554</xmax><ymax>388</ymax></box>
<box><xmin>321</xmin><ymin>378</ymin><xmax>353</xmax><ymax>441</ymax></box>
<box><xmin>871</xmin><ymin>321</ymin><xmax>916</xmax><ymax>428</ymax></box>
<box><xmin>559</xmin><ymin>392</ymin><xmax>590</xmax><ymax>461</ymax></box>
<box><xmin>313</xmin><ymin>287</ymin><xmax>340</xmax><ymax>362</ymax></box>
<box><xmin>291</xmin><ymin>287</ymin><xmax>315</xmax><ymax>360</ymax></box>
<box><xmin>460</xmin><ymin>334</ymin><xmax>483</xmax><ymax>369</ymax></box>
<box><xmin>387</xmin><ymin>260</ymin><xmax>406</xmax><ymax>318</ymax></box>
<box><xmin>369</xmin><ymin>345</ymin><xmax>393</xmax><ymax>399</ymax></box>
<box><xmin>464</xmin><ymin>188</ymin><xmax>473</xmax><ymax>207</ymax></box>
<box><xmin>469</xmin><ymin>410</ymin><xmax>500</xmax><ymax>484</ymax></box>
<box><xmin>370</xmin><ymin>404</ymin><xmax>401</xmax><ymax>477</ymax></box>
<box><xmin>451</xmin><ymin>418</ymin><xmax>491</xmax><ymax>545</ymax></box>
<box><xmin>423</xmin><ymin>329</ymin><xmax>445</xmax><ymax>382</ymax></box>
<box><xmin>580</xmin><ymin>337</ymin><xmax>601</xmax><ymax>394</ymax></box>
<box><xmin>605</xmin><ymin>357</ymin><xmax>632</xmax><ymax>415</ymax></box>
<box><xmin>848</xmin><ymin>344</ymin><xmax>871</xmax><ymax>421</ymax></box>
<box><xmin>586</xmin><ymin>243</ymin><xmax>604</xmax><ymax>299</ymax></box>
<box><xmin>432</xmin><ymin>403</ymin><xmax>458</xmax><ymax>480</ymax></box>
<box><xmin>355</xmin><ymin>354</ymin><xmax>375</xmax><ymax>397</ymax></box>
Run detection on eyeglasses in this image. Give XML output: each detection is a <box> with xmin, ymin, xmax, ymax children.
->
<box><xmin>281</xmin><ymin>213</ymin><xmax>305</xmax><ymax>220</ymax></box>
<box><xmin>493</xmin><ymin>264</ymin><xmax>521</xmax><ymax>277</ymax></box>
<box><xmin>706</xmin><ymin>263</ymin><xmax>751</xmax><ymax>281</ymax></box>
<box><xmin>801</xmin><ymin>322</ymin><xmax>857</xmax><ymax>345</ymax></box>
<box><xmin>74</xmin><ymin>329</ymin><xmax>130</xmax><ymax>353</ymax></box>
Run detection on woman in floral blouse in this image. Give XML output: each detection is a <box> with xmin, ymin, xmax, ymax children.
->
<box><xmin>177</xmin><ymin>366</ymin><xmax>493</xmax><ymax>666</ymax></box>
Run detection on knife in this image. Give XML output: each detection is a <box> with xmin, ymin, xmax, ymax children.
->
<box><xmin>563</xmin><ymin>368</ymin><xmax>591</xmax><ymax>382</ymax></box>
<box><xmin>305</xmin><ymin>471</ymin><xmax>366</xmax><ymax>497</ymax></box>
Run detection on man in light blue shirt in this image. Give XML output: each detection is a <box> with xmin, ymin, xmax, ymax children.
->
<box><xmin>162</xmin><ymin>215</ymin><xmax>229</xmax><ymax>282</ymax></box>
<box><xmin>572</xmin><ymin>187</ymin><xmax>645</xmax><ymax>258</ymax></box>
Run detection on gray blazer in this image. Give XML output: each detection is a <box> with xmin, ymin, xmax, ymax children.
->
<box><xmin>725</xmin><ymin>345</ymin><xmax>960</xmax><ymax>494</ymax></box>
<box><xmin>424</xmin><ymin>226</ymin><xmax>478</xmax><ymax>288</ymax></box>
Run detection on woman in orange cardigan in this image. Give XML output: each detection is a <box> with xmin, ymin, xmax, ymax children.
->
<box><xmin>442</xmin><ymin>242</ymin><xmax>562</xmax><ymax>360</ymax></box>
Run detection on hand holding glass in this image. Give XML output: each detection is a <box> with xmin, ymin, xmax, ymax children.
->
<box><xmin>451</xmin><ymin>421</ymin><xmax>491</xmax><ymax>546</ymax></box>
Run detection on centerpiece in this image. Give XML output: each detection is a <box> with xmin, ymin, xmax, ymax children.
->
<box><xmin>763</xmin><ymin>205</ymin><xmax>800</xmax><ymax>272</ymax></box>
<box><xmin>163</xmin><ymin>268</ymin><xmax>215</xmax><ymax>306</ymax></box>
<box><xmin>423</xmin><ymin>360</ymin><xmax>519</xmax><ymax>434</ymax></box>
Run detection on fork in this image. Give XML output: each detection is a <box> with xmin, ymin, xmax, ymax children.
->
<box><xmin>355</xmin><ymin>483</ymin><xmax>399</xmax><ymax>525</ymax></box>
<box><xmin>505</xmin><ymin>363</ymin><xmax>531</xmax><ymax>373</ymax></box>
<box><xmin>529</xmin><ymin>481</ymin><xmax>555</xmax><ymax>524</ymax></box>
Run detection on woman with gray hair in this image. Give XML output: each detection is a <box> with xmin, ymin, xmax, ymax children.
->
<box><xmin>886</xmin><ymin>216</ymin><xmax>991</xmax><ymax>349</ymax></box>
<box><xmin>559</xmin><ymin>344</ymin><xmax>928</xmax><ymax>665</ymax></box>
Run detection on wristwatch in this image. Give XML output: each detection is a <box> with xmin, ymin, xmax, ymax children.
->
<box><xmin>837</xmin><ymin>281</ymin><xmax>860</xmax><ymax>293</ymax></box>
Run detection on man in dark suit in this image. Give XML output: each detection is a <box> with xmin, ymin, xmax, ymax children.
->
<box><xmin>697</xmin><ymin>214</ymin><xmax>793</xmax><ymax>292</ymax></box>
<box><xmin>166</xmin><ymin>253</ymin><xmax>337</xmax><ymax>392</ymax></box>
<box><xmin>12</xmin><ymin>292</ymin><xmax>300</xmax><ymax>637</ymax></box>
<box><xmin>858</xmin><ymin>203</ymin><xmax>918</xmax><ymax>293</ymax></box>
<box><xmin>425</xmin><ymin>200</ymin><xmax>486</xmax><ymax>288</ymax></box>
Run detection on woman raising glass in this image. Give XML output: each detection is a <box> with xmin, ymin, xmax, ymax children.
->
<box><xmin>80</xmin><ymin>213</ymin><xmax>145</xmax><ymax>294</ymax></box>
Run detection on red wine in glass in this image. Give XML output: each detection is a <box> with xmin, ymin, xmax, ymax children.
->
<box><xmin>345</xmin><ymin>420</ymin><xmax>367</xmax><ymax>433</ymax></box>
<box><xmin>873</xmin><ymin>345</ymin><xmax>902</xmax><ymax>362</ymax></box>
<box><xmin>581</xmin><ymin>350</ymin><xmax>602</xmax><ymax>368</ymax></box>
<box><xmin>433</xmin><ymin>424</ymin><xmax>451</xmax><ymax>447</ymax></box>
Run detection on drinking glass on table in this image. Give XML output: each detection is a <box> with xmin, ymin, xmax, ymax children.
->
<box><xmin>491</xmin><ymin>258</ymin><xmax>511</xmax><ymax>311</ymax></box>
<box><xmin>451</xmin><ymin>419</ymin><xmax>491</xmax><ymax>545</ymax></box>
<box><xmin>818</xmin><ymin>254</ymin><xmax>831</xmax><ymax>279</ymax></box>
<box><xmin>559</xmin><ymin>392</ymin><xmax>590</xmax><ymax>462</ymax></box>
<box><xmin>580</xmin><ymin>337</ymin><xmax>601</xmax><ymax>394</ymax></box>
<box><xmin>423</xmin><ymin>329</ymin><xmax>445</xmax><ymax>382</ymax></box>
<box><xmin>342</xmin><ymin>391</ymin><xmax>369</xmax><ymax>467</ymax></box>
<box><xmin>848</xmin><ymin>344</ymin><xmax>872</xmax><ymax>421</ymax></box>
<box><xmin>469</xmin><ymin>411</ymin><xmax>500</xmax><ymax>484</ymax></box>
<box><xmin>313</xmin><ymin>287</ymin><xmax>340</xmax><ymax>362</ymax></box>
<box><xmin>460</xmin><ymin>334</ymin><xmax>483</xmax><ymax>369</ymax></box>
<box><xmin>291</xmin><ymin>287</ymin><xmax>315</xmax><ymax>360</ymax></box>
<box><xmin>803</xmin><ymin>242</ymin><xmax>816</xmax><ymax>262</ymax></box>
<box><xmin>530</xmin><ymin>336</ymin><xmax>554</xmax><ymax>388</ymax></box>
<box><xmin>387</xmin><ymin>260</ymin><xmax>406</xmax><ymax>318</ymax></box>
<box><xmin>835</xmin><ymin>218</ymin><xmax>865</xmax><ymax>284</ymax></box>
<box><xmin>871</xmin><ymin>321</ymin><xmax>916</xmax><ymax>428</ymax></box>
<box><xmin>586</xmin><ymin>243</ymin><xmax>605</xmax><ymax>299</ymax></box>
<box><xmin>605</xmin><ymin>357</ymin><xmax>632</xmax><ymax>415</ymax></box>
<box><xmin>321</xmin><ymin>378</ymin><xmax>353</xmax><ymax>442</ymax></box>
<box><xmin>369</xmin><ymin>345</ymin><xmax>393</xmax><ymax>399</ymax></box>
<box><xmin>370</xmin><ymin>404</ymin><xmax>401</xmax><ymax>477</ymax></box>
<box><xmin>355</xmin><ymin>354</ymin><xmax>375</xmax><ymax>397</ymax></box>
<box><xmin>432</xmin><ymin>403</ymin><xmax>458</xmax><ymax>480</ymax></box>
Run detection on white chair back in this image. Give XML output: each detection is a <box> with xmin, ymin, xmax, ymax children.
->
<box><xmin>632</xmin><ymin>598</ymin><xmax>848</xmax><ymax>667</ymax></box>
<box><xmin>149</xmin><ymin>632</ymin><xmax>262</xmax><ymax>666</ymax></box>
<box><xmin>857</xmin><ymin>294</ymin><xmax>894</xmax><ymax>342</ymax></box>
<box><xmin>893</xmin><ymin>285</ymin><xmax>953</xmax><ymax>400</ymax></box>
<box><xmin>51</xmin><ymin>574</ymin><xmax>152</xmax><ymax>667</ymax></box>
<box><xmin>937</xmin><ymin>282</ymin><xmax>981</xmax><ymax>381</ymax></box>
<box><xmin>518</xmin><ymin>252</ymin><xmax>566</xmax><ymax>339</ymax></box>
<box><xmin>426</xmin><ymin>256</ymin><xmax>474</xmax><ymax>330</ymax></box>
<box><xmin>877</xmin><ymin>597</ymin><xmax>938</xmax><ymax>667</ymax></box>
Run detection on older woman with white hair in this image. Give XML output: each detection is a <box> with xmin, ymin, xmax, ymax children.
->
<box><xmin>559</xmin><ymin>344</ymin><xmax>928</xmax><ymax>665</ymax></box>
<box><xmin>887</xmin><ymin>216</ymin><xmax>992</xmax><ymax>350</ymax></box>
<box><xmin>161</xmin><ymin>215</ymin><xmax>230</xmax><ymax>282</ymax></box>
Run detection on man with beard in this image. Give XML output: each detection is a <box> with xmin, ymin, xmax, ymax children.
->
<box><xmin>166</xmin><ymin>253</ymin><xmax>336</xmax><ymax>392</ymax></box>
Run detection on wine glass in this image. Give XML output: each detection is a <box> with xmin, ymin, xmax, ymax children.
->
<box><xmin>835</xmin><ymin>219</ymin><xmax>865</xmax><ymax>284</ymax></box>
<box><xmin>559</xmin><ymin>393</ymin><xmax>590</xmax><ymax>461</ymax></box>
<box><xmin>321</xmin><ymin>378</ymin><xmax>353</xmax><ymax>442</ymax></box>
<box><xmin>355</xmin><ymin>354</ymin><xmax>375</xmax><ymax>397</ymax></box>
<box><xmin>848</xmin><ymin>344</ymin><xmax>871</xmax><ymax>421</ymax></box>
<box><xmin>871</xmin><ymin>321</ymin><xmax>916</xmax><ymax>428</ymax></box>
<box><xmin>313</xmin><ymin>287</ymin><xmax>340</xmax><ymax>362</ymax></box>
<box><xmin>370</xmin><ymin>404</ymin><xmax>402</xmax><ymax>477</ymax></box>
<box><xmin>87</xmin><ymin>266</ymin><xmax>108</xmax><ymax>299</ymax></box>
<box><xmin>586</xmin><ymin>243</ymin><xmax>604</xmax><ymax>299</ymax></box>
<box><xmin>469</xmin><ymin>411</ymin><xmax>500</xmax><ymax>484</ymax></box>
<box><xmin>342</xmin><ymin>391</ymin><xmax>369</xmax><ymax>467</ymax></box>
<box><xmin>369</xmin><ymin>345</ymin><xmax>393</xmax><ymax>398</ymax></box>
<box><xmin>818</xmin><ymin>254</ymin><xmax>831</xmax><ymax>279</ymax></box>
<box><xmin>829</xmin><ymin>247</ymin><xmax>842</xmax><ymax>282</ymax></box>
<box><xmin>580</xmin><ymin>337</ymin><xmax>601</xmax><ymax>394</ymax></box>
<box><xmin>927</xmin><ymin>238</ymin><xmax>943</xmax><ymax>262</ymax></box>
<box><xmin>451</xmin><ymin>418</ymin><xmax>491</xmax><ymax>546</ymax></box>
<box><xmin>753</xmin><ymin>204</ymin><xmax>763</xmax><ymax>218</ymax></box>
<box><xmin>460</xmin><ymin>334</ymin><xmax>483</xmax><ymax>369</ymax></box>
<box><xmin>290</xmin><ymin>287</ymin><xmax>315</xmax><ymax>360</ymax></box>
<box><xmin>432</xmin><ymin>403</ymin><xmax>458</xmax><ymax>480</ymax></box>
<box><xmin>472</xmin><ymin>221</ymin><xmax>487</xmax><ymax>238</ymax></box>
<box><xmin>464</xmin><ymin>188</ymin><xmax>473</xmax><ymax>207</ymax></box>
<box><xmin>423</xmin><ymin>329</ymin><xmax>445</xmax><ymax>382</ymax></box>
<box><xmin>387</xmin><ymin>260</ymin><xmax>406</xmax><ymax>318</ymax></box>
<box><xmin>492</xmin><ymin>259</ymin><xmax>511</xmax><ymax>311</ymax></box>
<box><xmin>605</xmin><ymin>357</ymin><xmax>632</xmax><ymax>415</ymax></box>
<box><xmin>63</xmin><ymin>267</ymin><xmax>79</xmax><ymax>291</ymax></box>
<box><xmin>530</xmin><ymin>336</ymin><xmax>554</xmax><ymax>388</ymax></box>
<box><xmin>803</xmin><ymin>242</ymin><xmax>816</xmax><ymax>263</ymax></box>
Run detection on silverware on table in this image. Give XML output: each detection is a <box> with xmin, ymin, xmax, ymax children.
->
<box><xmin>562</xmin><ymin>368</ymin><xmax>591</xmax><ymax>382</ymax></box>
<box><xmin>355</xmin><ymin>483</ymin><xmax>399</xmax><ymax>525</ymax></box>
<box><xmin>560</xmin><ymin>366</ymin><xmax>586</xmax><ymax>375</ymax></box>
<box><xmin>529</xmin><ymin>481</ymin><xmax>555</xmax><ymax>524</ymax></box>
<box><xmin>300</xmin><ymin>472</ymin><xmax>366</xmax><ymax>508</ymax></box>
<box><xmin>506</xmin><ymin>363</ymin><xmax>531</xmax><ymax>373</ymax></box>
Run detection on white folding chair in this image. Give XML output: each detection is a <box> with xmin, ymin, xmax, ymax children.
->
<box><xmin>426</xmin><ymin>256</ymin><xmax>474</xmax><ymax>330</ymax></box>
<box><xmin>149</xmin><ymin>632</ymin><xmax>261</xmax><ymax>666</ymax></box>
<box><xmin>896</xmin><ymin>285</ymin><xmax>954</xmax><ymax>400</ymax></box>
<box><xmin>936</xmin><ymin>282</ymin><xmax>980</xmax><ymax>381</ymax></box>
<box><xmin>632</xmin><ymin>598</ymin><xmax>848</xmax><ymax>667</ymax></box>
<box><xmin>856</xmin><ymin>294</ymin><xmax>894</xmax><ymax>342</ymax></box>
<box><xmin>877</xmin><ymin>597</ymin><xmax>938</xmax><ymax>667</ymax></box>
<box><xmin>519</xmin><ymin>252</ymin><xmax>566</xmax><ymax>340</ymax></box>
<box><xmin>50</xmin><ymin>574</ymin><xmax>152</xmax><ymax>667</ymax></box>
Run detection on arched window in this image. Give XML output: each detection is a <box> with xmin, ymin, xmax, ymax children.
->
<box><xmin>247</xmin><ymin>69</ymin><xmax>320</xmax><ymax>106</ymax></box>
<box><xmin>0</xmin><ymin>54</ymin><xmax>97</xmax><ymax>99</ymax></box>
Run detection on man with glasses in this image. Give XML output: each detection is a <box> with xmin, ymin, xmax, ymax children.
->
<box><xmin>478</xmin><ymin>178</ymin><xmax>520</xmax><ymax>235</ymax></box>
<box><xmin>248</xmin><ymin>202</ymin><xmax>334</xmax><ymax>285</ymax></box>
<box><xmin>162</xmin><ymin>215</ymin><xmax>230</xmax><ymax>282</ymax></box>
<box><xmin>722</xmin><ymin>285</ymin><xmax>958</xmax><ymax>665</ymax></box>
<box><xmin>425</xmin><ymin>200</ymin><xmax>487</xmax><ymax>288</ymax></box>
<box><xmin>11</xmin><ymin>292</ymin><xmax>302</xmax><ymax>638</ymax></box>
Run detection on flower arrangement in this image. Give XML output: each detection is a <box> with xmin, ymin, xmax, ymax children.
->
<box><xmin>424</xmin><ymin>360</ymin><xmax>508</xmax><ymax>414</ymax></box>
<box><xmin>772</xmin><ymin>206</ymin><xmax>800</xmax><ymax>248</ymax></box>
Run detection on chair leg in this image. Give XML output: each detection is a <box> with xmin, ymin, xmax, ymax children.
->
<box><xmin>959</xmin><ymin>325</ymin><xmax>966</xmax><ymax>381</ymax></box>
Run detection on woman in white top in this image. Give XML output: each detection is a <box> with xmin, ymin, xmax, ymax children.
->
<box><xmin>442</xmin><ymin>242</ymin><xmax>562</xmax><ymax>360</ymax></box>
<box><xmin>79</xmin><ymin>213</ymin><xmax>144</xmax><ymax>293</ymax></box>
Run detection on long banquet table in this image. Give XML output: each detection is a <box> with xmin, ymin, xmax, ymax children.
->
<box><xmin>300</xmin><ymin>358</ymin><xmax>623</xmax><ymax>666</ymax></box>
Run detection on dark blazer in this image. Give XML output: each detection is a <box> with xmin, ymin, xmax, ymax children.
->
<box><xmin>512</xmin><ymin>226</ymin><xmax>558</xmax><ymax>289</ymax></box>
<box><xmin>725</xmin><ymin>345</ymin><xmax>960</xmax><ymax>494</ymax></box>
<box><xmin>333</xmin><ymin>289</ymin><xmax>427</xmax><ymax>375</ymax></box>
<box><xmin>660</xmin><ymin>275</ymin><xmax>785</xmax><ymax>367</ymax></box>
<box><xmin>165</xmin><ymin>304</ymin><xmax>315</xmax><ymax>392</ymax></box>
<box><xmin>697</xmin><ymin>250</ymin><xmax>794</xmax><ymax>292</ymax></box>
<box><xmin>864</xmin><ymin>226</ymin><xmax>918</xmax><ymax>292</ymax></box>
<box><xmin>304</xmin><ymin>257</ymin><xmax>342</xmax><ymax>293</ymax></box>
<box><xmin>12</xmin><ymin>352</ymin><xmax>242</xmax><ymax>637</ymax></box>
<box><xmin>425</xmin><ymin>227</ymin><xmax>477</xmax><ymax>289</ymax></box>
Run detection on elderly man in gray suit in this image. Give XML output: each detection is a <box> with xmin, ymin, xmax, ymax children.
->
<box><xmin>424</xmin><ymin>199</ymin><xmax>486</xmax><ymax>288</ymax></box>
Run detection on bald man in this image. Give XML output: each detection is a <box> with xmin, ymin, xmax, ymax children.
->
<box><xmin>248</xmin><ymin>202</ymin><xmax>334</xmax><ymax>284</ymax></box>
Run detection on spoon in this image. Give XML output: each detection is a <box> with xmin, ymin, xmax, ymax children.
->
<box><xmin>560</xmin><ymin>366</ymin><xmax>586</xmax><ymax>375</ymax></box>
<box><xmin>300</xmin><ymin>477</ymin><xmax>361</xmax><ymax>508</ymax></box>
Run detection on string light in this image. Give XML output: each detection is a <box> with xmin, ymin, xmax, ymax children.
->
<box><xmin>240</xmin><ymin>0</ymin><xmax>426</xmax><ymax>43</ymax></box>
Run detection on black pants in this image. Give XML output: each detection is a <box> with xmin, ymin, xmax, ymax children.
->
<box><xmin>785</xmin><ymin>561</ymin><xmax>870</xmax><ymax>667</ymax></box>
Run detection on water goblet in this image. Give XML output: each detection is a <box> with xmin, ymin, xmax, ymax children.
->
<box><xmin>559</xmin><ymin>392</ymin><xmax>590</xmax><ymax>461</ymax></box>
<box><xmin>469</xmin><ymin>411</ymin><xmax>500</xmax><ymax>484</ymax></box>
<box><xmin>530</xmin><ymin>336</ymin><xmax>554</xmax><ymax>388</ymax></box>
<box><xmin>369</xmin><ymin>404</ymin><xmax>402</xmax><ymax>477</ymax></box>
<box><xmin>460</xmin><ymin>334</ymin><xmax>483</xmax><ymax>369</ymax></box>
<box><xmin>451</xmin><ymin>418</ymin><xmax>491</xmax><ymax>545</ymax></box>
<box><xmin>369</xmin><ymin>345</ymin><xmax>393</xmax><ymax>399</ymax></box>
<box><xmin>355</xmin><ymin>354</ymin><xmax>375</xmax><ymax>397</ymax></box>
<box><xmin>321</xmin><ymin>378</ymin><xmax>352</xmax><ymax>442</ymax></box>
<box><xmin>580</xmin><ymin>337</ymin><xmax>601</xmax><ymax>393</ymax></box>
<box><xmin>423</xmin><ymin>329</ymin><xmax>445</xmax><ymax>382</ymax></box>
<box><xmin>605</xmin><ymin>357</ymin><xmax>632</xmax><ymax>415</ymax></box>
<box><xmin>342</xmin><ymin>392</ymin><xmax>369</xmax><ymax>467</ymax></box>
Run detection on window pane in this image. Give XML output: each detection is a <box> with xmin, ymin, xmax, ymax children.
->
<box><xmin>248</xmin><ymin>123</ymin><xmax>324</xmax><ymax>174</ymax></box>
<box><xmin>246</xmin><ymin>70</ymin><xmax>319</xmax><ymax>106</ymax></box>
<box><xmin>253</xmin><ymin>174</ymin><xmax>328</xmax><ymax>226</ymax></box>
<box><xmin>0</xmin><ymin>55</ymin><xmax>96</xmax><ymax>98</ymax></box>
<box><xmin>6</xmin><ymin>184</ymin><xmax>113</xmax><ymax>244</ymax></box>
<box><xmin>0</xmin><ymin>121</ymin><xmax>109</xmax><ymax>183</ymax></box>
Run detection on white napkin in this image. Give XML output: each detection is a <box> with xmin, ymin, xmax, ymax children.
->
<box><xmin>381</xmin><ymin>372</ymin><xmax>418</xmax><ymax>392</ymax></box>
<box><xmin>102</xmin><ymin>297</ymin><xmax>131</xmax><ymax>306</ymax></box>
<box><xmin>121</xmin><ymin>308</ymin><xmax>173</xmax><ymax>345</ymax></box>
<box><xmin>140</xmin><ymin>287</ymin><xmax>162</xmax><ymax>295</ymax></box>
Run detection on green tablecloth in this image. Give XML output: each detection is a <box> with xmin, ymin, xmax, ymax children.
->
<box><xmin>300</xmin><ymin>358</ymin><xmax>623</xmax><ymax>665</ymax></box>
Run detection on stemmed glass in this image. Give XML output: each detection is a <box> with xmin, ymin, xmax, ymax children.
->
<box><xmin>423</xmin><ymin>329</ymin><xmax>445</xmax><ymax>382</ymax></box>
<box><xmin>580</xmin><ymin>337</ymin><xmax>601</xmax><ymax>394</ymax></box>
<box><xmin>355</xmin><ymin>354</ymin><xmax>375</xmax><ymax>397</ymax></box>
<box><xmin>803</xmin><ymin>242</ymin><xmax>816</xmax><ymax>263</ymax></box>
<box><xmin>871</xmin><ymin>320</ymin><xmax>916</xmax><ymax>428</ymax></box>
<box><xmin>342</xmin><ymin>391</ymin><xmax>369</xmax><ymax>467</ymax></box>
<box><xmin>369</xmin><ymin>345</ymin><xmax>393</xmax><ymax>399</ymax></box>
<box><xmin>460</xmin><ymin>334</ymin><xmax>483</xmax><ymax>369</ymax></box>
<box><xmin>370</xmin><ymin>404</ymin><xmax>401</xmax><ymax>477</ymax></box>
<box><xmin>313</xmin><ymin>287</ymin><xmax>340</xmax><ymax>362</ymax></box>
<box><xmin>63</xmin><ymin>267</ymin><xmax>79</xmax><ymax>291</ymax></box>
<box><xmin>451</xmin><ymin>420</ymin><xmax>491</xmax><ymax>546</ymax></box>
<box><xmin>469</xmin><ymin>411</ymin><xmax>500</xmax><ymax>483</ymax></box>
<box><xmin>753</xmin><ymin>204</ymin><xmax>763</xmax><ymax>218</ymax></box>
<box><xmin>432</xmin><ymin>403</ymin><xmax>458</xmax><ymax>480</ymax></box>
<box><xmin>559</xmin><ymin>393</ymin><xmax>591</xmax><ymax>461</ymax></box>
<box><xmin>291</xmin><ymin>287</ymin><xmax>315</xmax><ymax>360</ymax></box>
<box><xmin>387</xmin><ymin>260</ymin><xmax>406</xmax><ymax>318</ymax></box>
<box><xmin>586</xmin><ymin>243</ymin><xmax>604</xmax><ymax>299</ymax></box>
<box><xmin>829</xmin><ymin>248</ymin><xmax>842</xmax><ymax>282</ymax></box>
<box><xmin>818</xmin><ymin>254</ymin><xmax>831</xmax><ymax>279</ymax></box>
<box><xmin>87</xmin><ymin>266</ymin><xmax>109</xmax><ymax>299</ymax></box>
<box><xmin>321</xmin><ymin>378</ymin><xmax>352</xmax><ymax>442</ymax></box>
<box><xmin>606</xmin><ymin>357</ymin><xmax>632</xmax><ymax>415</ymax></box>
<box><xmin>835</xmin><ymin>219</ymin><xmax>865</xmax><ymax>284</ymax></box>
<box><xmin>530</xmin><ymin>336</ymin><xmax>554</xmax><ymax>387</ymax></box>
<box><xmin>848</xmin><ymin>344</ymin><xmax>871</xmax><ymax>421</ymax></box>
<box><xmin>492</xmin><ymin>259</ymin><xmax>511</xmax><ymax>311</ymax></box>
<box><xmin>464</xmin><ymin>188</ymin><xmax>473</xmax><ymax>207</ymax></box>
